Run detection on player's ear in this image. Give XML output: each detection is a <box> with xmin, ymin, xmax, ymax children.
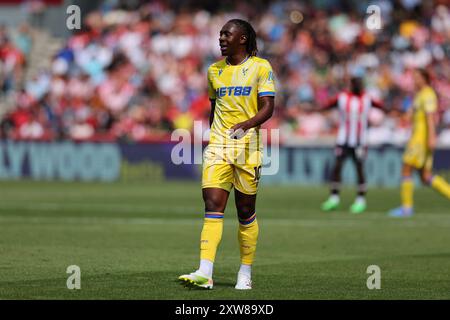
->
<box><xmin>240</xmin><ymin>35</ymin><xmax>247</xmax><ymax>45</ymax></box>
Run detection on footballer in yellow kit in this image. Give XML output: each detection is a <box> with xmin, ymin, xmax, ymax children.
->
<box><xmin>202</xmin><ymin>55</ymin><xmax>275</xmax><ymax>195</ymax></box>
<box><xmin>402</xmin><ymin>85</ymin><xmax>436</xmax><ymax>171</ymax></box>
<box><xmin>179</xmin><ymin>19</ymin><xmax>275</xmax><ymax>290</ymax></box>
<box><xmin>389</xmin><ymin>69</ymin><xmax>450</xmax><ymax>217</ymax></box>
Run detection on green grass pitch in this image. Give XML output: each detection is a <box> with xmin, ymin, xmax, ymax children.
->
<box><xmin>0</xmin><ymin>180</ymin><xmax>449</xmax><ymax>299</ymax></box>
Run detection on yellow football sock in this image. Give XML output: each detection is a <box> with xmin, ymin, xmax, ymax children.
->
<box><xmin>238</xmin><ymin>213</ymin><xmax>259</xmax><ymax>265</ymax></box>
<box><xmin>401</xmin><ymin>178</ymin><xmax>414</xmax><ymax>208</ymax></box>
<box><xmin>200</xmin><ymin>212</ymin><xmax>224</xmax><ymax>262</ymax></box>
<box><xmin>431</xmin><ymin>175</ymin><xmax>450</xmax><ymax>199</ymax></box>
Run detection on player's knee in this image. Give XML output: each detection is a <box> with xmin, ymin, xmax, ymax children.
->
<box><xmin>236</xmin><ymin>203</ymin><xmax>255</xmax><ymax>220</ymax></box>
<box><xmin>355</xmin><ymin>158</ymin><xmax>364</xmax><ymax>168</ymax></box>
<box><xmin>420</xmin><ymin>172</ymin><xmax>432</xmax><ymax>185</ymax></box>
<box><xmin>204</xmin><ymin>195</ymin><xmax>226</xmax><ymax>212</ymax></box>
<box><xmin>402</xmin><ymin>164</ymin><xmax>412</xmax><ymax>177</ymax></box>
<box><xmin>333</xmin><ymin>157</ymin><xmax>345</xmax><ymax>172</ymax></box>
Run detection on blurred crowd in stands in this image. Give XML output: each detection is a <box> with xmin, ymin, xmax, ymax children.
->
<box><xmin>1</xmin><ymin>0</ymin><xmax>450</xmax><ymax>145</ymax></box>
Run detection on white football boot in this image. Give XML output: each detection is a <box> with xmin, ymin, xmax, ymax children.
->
<box><xmin>235</xmin><ymin>272</ymin><xmax>252</xmax><ymax>290</ymax></box>
<box><xmin>178</xmin><ymin>271</ymin><xmax>213</xmax><ymax>289</ymax></box>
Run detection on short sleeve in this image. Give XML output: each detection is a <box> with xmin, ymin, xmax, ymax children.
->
<box><xmin>423</xmin><ymin>89</ymin><xmax>437</xmax><ymax>113</ymax></box>
<box><xmin>257</xmin><ymin>62</ymin><xmax>276</xmax><ymax>97</ymax></box>
<box><xmin>207</xmin><ymin>68</ymin><xmax>216</xmax><ymax>100</ymax></box>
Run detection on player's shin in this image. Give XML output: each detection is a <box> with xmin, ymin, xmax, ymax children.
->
<box><xmin>430</xmin><ymin>175</ymin><xmax>450</xmax><ymax>199</ymax></box>
<box><xmin>199</xmin><ymin>213</ymin><xmax>224</xmax><ymax>277</ymax></box>
<box><xmin>356</xmin><ymin>183</ymin><xmax>366</xmax><ymax>201</ymax></box>
<box><xmin>401</xmin><ymin>176</ymin><xmax>414</xmax><ymax>208</ymax></box>
<box><xmin>238</xmin><ymin>213</ymin><xmax>259</xmax><ymax>269</ymax></box>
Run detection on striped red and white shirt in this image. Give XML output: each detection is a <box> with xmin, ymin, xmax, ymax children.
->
<box><xmin>324</xmin><ymin>91</ymin><xmax>384</xmax><ymax>147</ymax></box>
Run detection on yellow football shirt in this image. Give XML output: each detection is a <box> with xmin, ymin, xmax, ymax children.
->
<box><xmin>410</xmin><ymin>85</ymin><xmax>437</xmax><ymax>143</ymax></box>
<box><xmin>207</xmin><ymin>56</ymin><xmax>276</xmax><ymax>149</ymax></box>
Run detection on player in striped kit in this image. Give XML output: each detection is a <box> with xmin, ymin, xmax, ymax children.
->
<box><xmin>320</xmin><ymin>77</ymin><xmax>386</xmax><ymax>214</ymax></box>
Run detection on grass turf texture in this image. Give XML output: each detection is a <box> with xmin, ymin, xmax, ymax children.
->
<box><xmin>0</xmin><ymin>180</ymin><xmax>449</xmax><ymax>299</ymax></box>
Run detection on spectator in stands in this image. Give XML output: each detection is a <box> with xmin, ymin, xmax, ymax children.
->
<box><xmin>0</xmin><ymin>0</ymin><xmax>448</xmax><ymax>144</ymax></box>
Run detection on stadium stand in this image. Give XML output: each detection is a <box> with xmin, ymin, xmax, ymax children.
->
<box><xmin>0</xmin><ymin>0</ymin><xmax>449</xmax><ymax>145</ymax></box>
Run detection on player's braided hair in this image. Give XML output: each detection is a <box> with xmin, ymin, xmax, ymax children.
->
<box><xmin>228</xmin><ymin>19</ymin><xmax>258</xmax><ymax>57</ymax></box>
<box><xmin>417</xmin><ymin>68</ymin><xmax>431</xmax><ymax>84</ymax></box>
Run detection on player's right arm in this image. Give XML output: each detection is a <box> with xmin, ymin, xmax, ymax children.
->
<box><xmin>209</xmin><ymin>99</ymin><xmax>215</xmax><ymax>127</ymax></box>
<box><xmin>207</xmin><ymin>67</ymin><xmax>216</xmax><ymax>128</ymax></box>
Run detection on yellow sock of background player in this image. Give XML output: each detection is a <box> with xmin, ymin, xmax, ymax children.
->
<box><xmin>238</xmin><ymin>213</ymin><xmax>259</xmax><ymax>267</ymax></box>
<box><xmin>198</xmin><ymin>212</ymin><xmax>223</xmax><ymax>278</ymax></box>
<box><xmin>401</xmin><ymin>177</ymin><xmax>414</xmax><ymax>208</ymax></box>
<box><xmin>430</xmin><ymin>175</ymin><xmax>450</xmax><ymax>199</ymax></box>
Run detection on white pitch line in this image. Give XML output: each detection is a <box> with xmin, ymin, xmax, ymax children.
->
<box><xmin>0</xmin><ymin>215</ymin><xmax>449</xmax><ymax>228</ymax></box>
<box><xmin>0</xmin><ymin>202</ymin><xmax>198</xmax><ymax>214</ymax></box>
<box><xmin>0</xmin><ymin>202</ymin><xmax>448</xmax><ymax>220</ymax></box>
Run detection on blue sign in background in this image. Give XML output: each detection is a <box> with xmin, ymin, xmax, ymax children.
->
<box><xmin>0</xmin><ymin>141</ymin><xmax>120</xmax><ymax>181</ymax></box>
<box><xmin>0</xmin><ymin>141</ymin><xmax>449</xmax><ymax>186</ymax></box>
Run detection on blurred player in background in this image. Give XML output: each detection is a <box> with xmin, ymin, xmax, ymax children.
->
<box><xmin>389</xmin><ymin>69</ymin><xmax>450</xmax><ymax>217</ymax></box>
<box><xmin>320</xmin><ymin>77</ymin><xmax>386</xmax><ymax>214</ymax></box>
<box><xmin>179</xmin><ymin>19</ymin><xmax>275</xmax><ymax>289</ymax></box>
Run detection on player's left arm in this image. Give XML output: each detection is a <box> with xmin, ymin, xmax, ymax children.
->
<box><xmin>424</xmin><ymin>90</ymin><xmax>438</xmax><ymax>150</ymax></box>
<box><xmin>231</xmin><ymin>96</ymin><xmax>274</xmax><ymax>132</ymax></box>
<box><xmin>231</xmin><ymin>62</ymin><xmax>275</xmax><ymax>132</ymax></box>
<box><xmin>426</xmin><ymin>112</ymin><xmax>437</xmax><ymax>150</ymax></box>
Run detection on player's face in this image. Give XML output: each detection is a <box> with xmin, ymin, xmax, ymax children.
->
<box><xmin>219</xmin><ymin>23</ymin><xmax>245</xmax><ymax>56</ymax></box>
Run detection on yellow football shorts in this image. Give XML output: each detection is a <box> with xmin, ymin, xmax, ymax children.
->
<box><xmin>402</xmin><ymin>138</ymin><xmax>433</xmax><ymax>171</ymax></box>
<box><xmin>202</xmin><ymin>145</ymin><xmax>263</xmax><ymax>195</ymax></box>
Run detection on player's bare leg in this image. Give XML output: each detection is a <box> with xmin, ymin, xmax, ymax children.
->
<box><xmin>322</xmin><ymin>149</ymin><xmax>344</xmax><ymax>211</ymax></box>
<box><xmin>350</xmin><ymin>150</ymin><xmax>367</xmax><ymax>214</ymax></box>
<box><xmin>234</xmin><ymin>189</ymin><xmax>258</xmax><ymax>290</ymax></box>
<box><xmin>179</xmin><ymin>188</ymin><xmax>229</xmax><ymax>289</ymax></box>
<box><xmin>420</xmin><ymin>169</ymin><xmax>450</xmax><ymax>200</ymax></box>
<box><xmin>389</xmin><ymin>164</ymin><xmax>414</xmax><ymax>217</ymax></box>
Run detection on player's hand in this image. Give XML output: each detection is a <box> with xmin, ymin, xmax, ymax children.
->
<box><xmin>228</xmin><ymin>121</ymin><xmax>251</xmax><ymax>139</ymax></box>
